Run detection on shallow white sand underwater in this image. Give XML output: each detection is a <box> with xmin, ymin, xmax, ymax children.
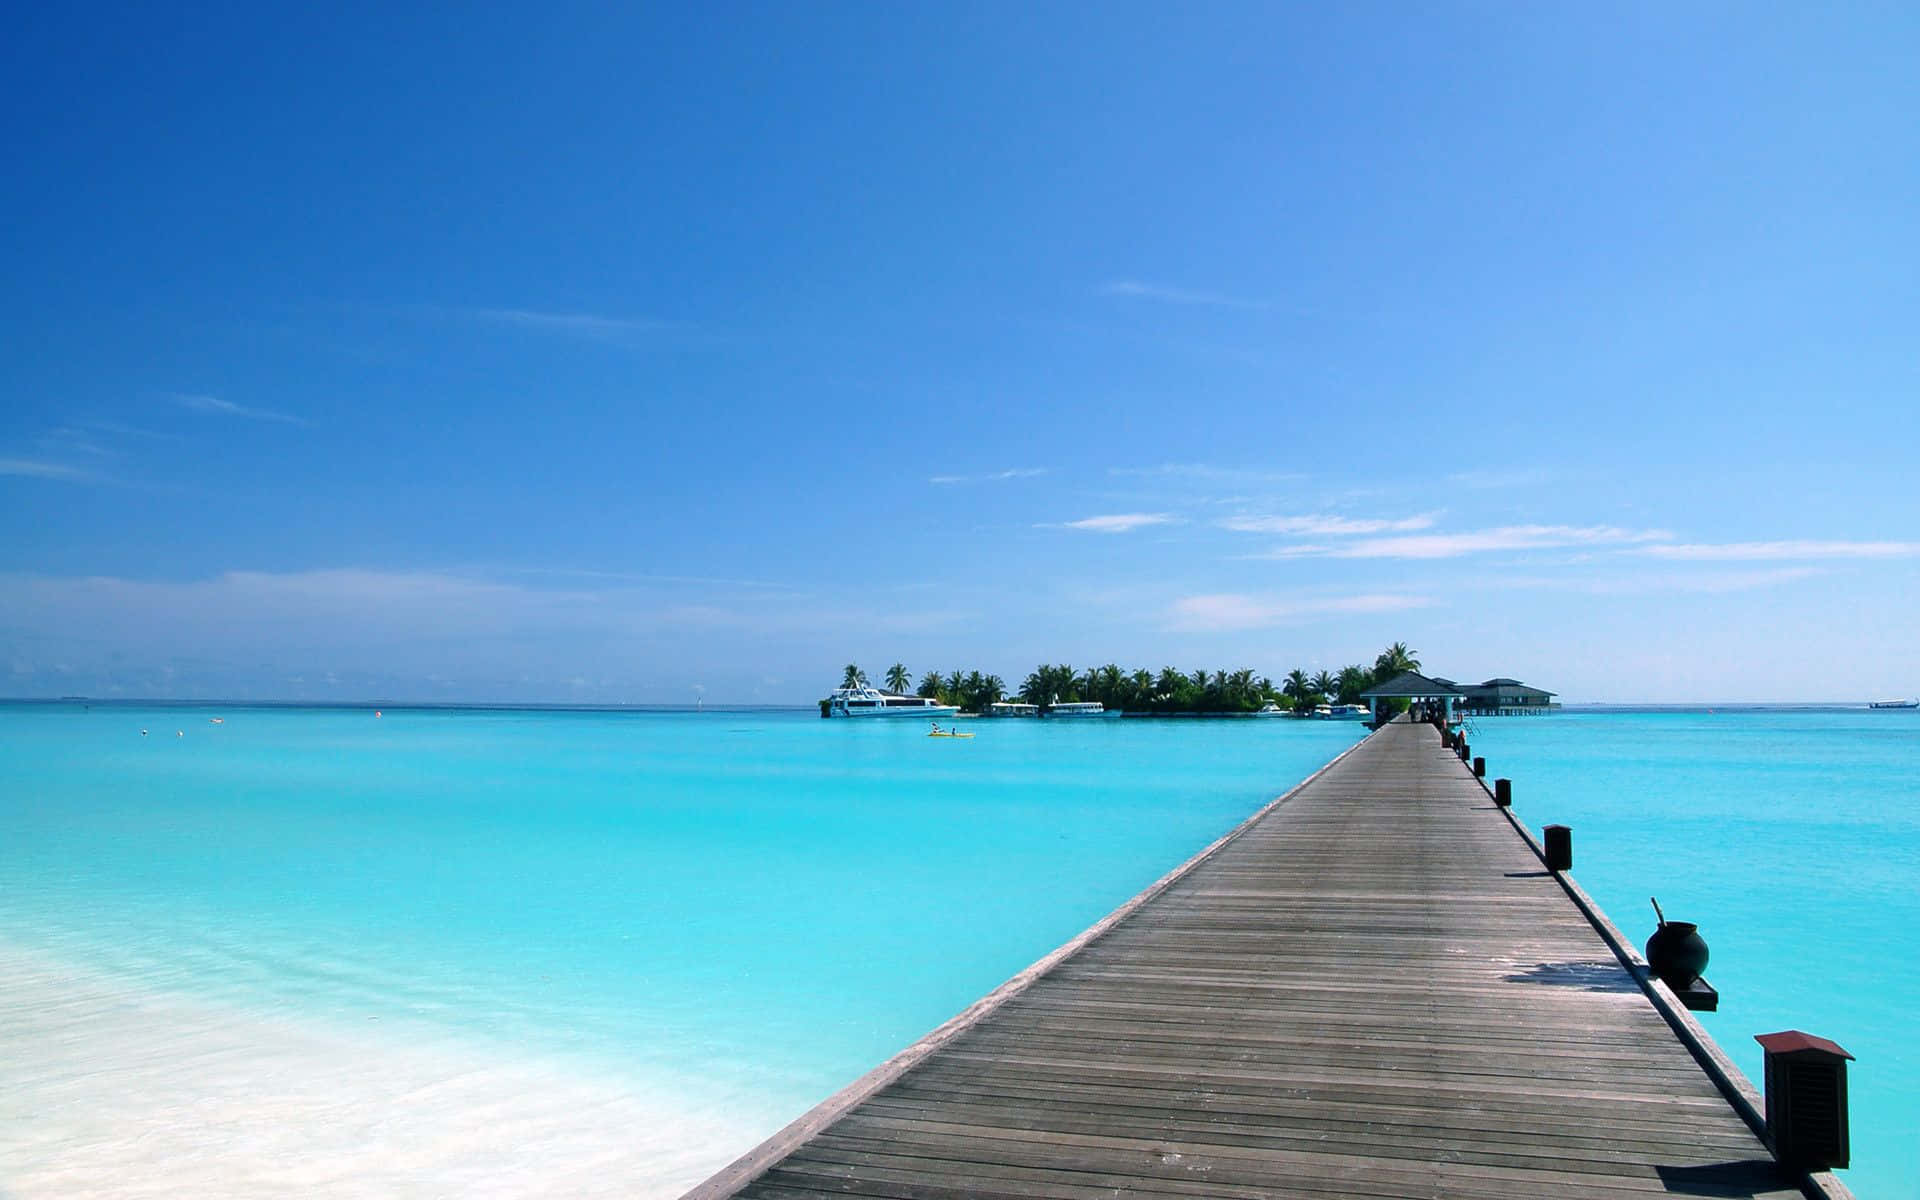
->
<box><xmin>0</xmin><ymin>944</ymin><xmax>767</xmax><ymax>1198</ymax></box>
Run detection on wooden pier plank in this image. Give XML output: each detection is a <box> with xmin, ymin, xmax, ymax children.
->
<box><xmin>689</xmin><ymin>721</ymin><xmax>1813</xmax><ymax>1200</ymax></box>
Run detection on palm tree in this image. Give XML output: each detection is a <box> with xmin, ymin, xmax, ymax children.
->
<box><xmin>1282</xmin><ymin>669</ymin><xmax>1311</xmax><ymax>701</ymax></box>
<box><xmin>1282</xmin><ymin>668</ymin><xmax>1317</xmax><ymax>714</ymax></box>
<box><xmin>1310</xmin><ymin>670</ymin><xmax>1337</xmax><ymax>699</ymax></box>
<box><xmin>885</xmin><ymin>663</ymin><xmax>911</xmax><ymax>695</ymax></box>
<box><xmin>981</xmin><ymin>674</ymin><xmax>1007</xmax><ymax>706</ymax></box>
<box><xmin>918</xmin><ymin>671</ymin><xmax>943</xmax><ymax>699</ymax></box>
<box><xmin>1373</xmin><ymin>642</ymin><xmax>1420</xmax><ymax>680</ymax></box>
<box><xmin>1155</xmin><ymin>667</ymin><xmax>1183</xmax><ymax>699</ymax></box>
<box><xmin>1130</xmin><ymin>669</ymin><xmax>1154</xmax><ymax>709</ymax></box>
<box><xmin>1337</xmin><ymin>664</ymin><xmax>1371</xmax><ymax>704</ymax></box>
<box><xmin>842</xmin><ymin>663</ymin><xmax>866</xmax><ymax>689</ymax></box>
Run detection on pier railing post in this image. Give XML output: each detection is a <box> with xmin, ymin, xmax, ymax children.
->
<box><xmin>1543</xmin><ymin>824</ymin><xmax>1572</xmax><ymax>872</ymax></box>
<box><xmin>1755</xmin><ymin>1032</ymin><xmax>1853</xmax><ymax>1171</ymax></box>
<box><xmin>1473</xmin><ymin>756</ymin><xmax>1486</xmax><ymax>777</ymax></box>
<box><xmin>1494</xmin><ymin>778</ymin><xmax>1511</xmax><ymax>807</ymax></box>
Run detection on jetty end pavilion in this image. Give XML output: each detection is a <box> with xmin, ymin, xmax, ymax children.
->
<box><xmin>1360</xmin><ymin>672</ymin><xmax>1558</xmax><ymax>725</ymax></box>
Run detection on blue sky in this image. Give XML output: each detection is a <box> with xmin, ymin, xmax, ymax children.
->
<box><xmin>3</xmin><ymin>3</ymin><xmax>1916</xmax><ymax>703</ymax></box>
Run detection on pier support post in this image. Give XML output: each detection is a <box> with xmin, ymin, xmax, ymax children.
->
<box><xmin>1494</xmin><ymin>778</ymin><xmax>1511</xmax><ymax>807</ymax></box>
<box><xmin>1543</xmin><ymin>824</ymin><xmax>1572</xmax><ymax>872</ymax></box>
<box><xmin>1473</xmin><ymin>756</ymin><xmax>1486</xmax><ymax>777</ymax></box>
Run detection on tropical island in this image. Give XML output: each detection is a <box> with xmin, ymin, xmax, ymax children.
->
<box><xmin>832</xmin><ymin>643</ymin><xmax>1425</xmax><ymax>717</ymax></box>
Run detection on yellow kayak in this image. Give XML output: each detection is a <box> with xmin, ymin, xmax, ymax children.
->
<box><xmin>927</xmin><ymin>730</ymin><xmax>974</xmax><ymax>738</ymax></box>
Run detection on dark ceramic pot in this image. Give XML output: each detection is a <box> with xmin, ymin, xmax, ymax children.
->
<box><xmin>1645</xmin><ymin>921</ymin><xmax>1710</xmax><ymax>985</ymax></box>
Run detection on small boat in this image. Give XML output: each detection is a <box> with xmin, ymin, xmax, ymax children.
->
<box><xmin>1255</xmin><ymin>701</ymin><xmax>1287</xmax><ymax>716</ymax></box>
<box><xmin>927</xmin><ymin>726</ymin><xmax>974</xmax><ymax>738</ymax></box>
<box><xmin>1044</xmin><ymin>700</ymin><xmax>1122</xmax><ymax>719</ymax></box>
<box><xmin>1869</xmin><ymin>698</ymin><xmax>1918</xmax><ymax>709</ymax></box>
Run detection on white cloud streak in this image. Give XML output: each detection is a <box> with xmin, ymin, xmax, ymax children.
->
<box><xmin>0</xmin><ymin>457</ymin><xmax>93</xmax><ymax>481</ymax></box>
<box><xmin>173</xmin><ymin>394</ymin><xmax>309</xmax><ymax>426</ymax></box>
<box><xmin>0</xmin><ymin>568</ymin><xmax>964</xmax><ymax>665</ymax></box>
<box><xmin>1220</xmin><ymin>513</ymin><xmax>1438</xmax><ymax>536</ymax></box>
<box><xmin>928</xmin><ymin>468</ymin><xmax>1047</xmax><ymax>485</ymax></box>
<box><xmin>1247</xmin><ymin>524</ymin><xmax>1672</xmax><ymax>560</ymax></box>
<box><xmin>1167</xmin><ymin>592</ymin><xmax>1431</xmax><ymax>633</ymax></box>
<box><xmin>1050</xmin><ymin>513</ymin><xmax>1180</xmax><ymax>534</ymax></box>
<box><xmin>1641</xmin><ymin>540</ymin><xmax>1920</xmax><ymax>561</ymax></box>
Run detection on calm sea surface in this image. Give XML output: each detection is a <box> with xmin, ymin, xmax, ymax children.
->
<box><xmin>0</xmin><ymin>704</ymin><xmax>1912</xmax><ymax>1196</ymax></box>
<box><xmin>1467</xmin><ymin>708</ymin><xmax>1919</xmax><ymax>1198</ymax></box>
<box><xmin>0</xmin><ymin>705</ymin><xmax>1359</xmax><ymax>1196</ymax></box>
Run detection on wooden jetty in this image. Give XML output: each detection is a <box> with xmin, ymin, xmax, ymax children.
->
<box><xmin>686</xmin><ymin>720</ymin><xmax>1847</xmax><ymax>1200</ymax></box>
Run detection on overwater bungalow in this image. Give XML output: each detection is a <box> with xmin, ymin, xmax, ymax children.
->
<box><xmin>1448</xmin><ymin>677</ymin><xmax>1558</xmax><ymax>715</ymax></box>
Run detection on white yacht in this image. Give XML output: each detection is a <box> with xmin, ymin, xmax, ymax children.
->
<box><xmin>821</xmin><ymin>685</ymin><xmax>959</xmax><ymax>718</ymax></box>
<box><xmin>985</xmin><ymin>701</ymin><xmax>1041</xmax><ymax>718</ymax></box>
<box><xmin>1255</xmin><ymin>701</ymin><xmax>1288</xmax><ymax>716</ymax></box>
<box><xmin>1326</xmin><ymin>703</ymin><xmax>1370</xmax><ymax>720</ymax></box>
<box><xmin>1045</xmin><ymin>700</ymin><xmax>1121</xmax><ymax>719</ymax></box>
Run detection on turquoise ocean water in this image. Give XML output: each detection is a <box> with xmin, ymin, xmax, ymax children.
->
<box><xmin>1</xmin><ymin>704</ymin><xmax>1912</xmax><ymax>1196</ymax></box>
<box><xmin>1468</xmin><ymin>708</ymin><xmax>1919</xmax><ymax>1198</ymax></box>
<box><xmin>0</xmin><ymin>704</ymin><xmax>1360</xmax><ymax>1195</ymax></box>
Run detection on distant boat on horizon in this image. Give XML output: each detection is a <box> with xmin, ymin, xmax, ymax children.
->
<box><xmin>1045</xmin><ymin>700</ymin><xmax>1122</xmax><ymax>719</ymax></box>
<box><xmin>1868</xmin><ymin>698</ymin><xmax>1918</xmax><ymax>709</ymax></box>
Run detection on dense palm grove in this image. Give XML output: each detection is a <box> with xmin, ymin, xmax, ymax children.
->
<box><xmin>840</xmin><ymin>643</ymin><xmax>1422</xmax><ymax>716</ymax></box>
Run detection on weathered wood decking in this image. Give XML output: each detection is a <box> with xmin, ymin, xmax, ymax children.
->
<box><xmin>688</xmin><ymin>720</ymin><xmax>1827</xmax><ymax>1200</ymax></box>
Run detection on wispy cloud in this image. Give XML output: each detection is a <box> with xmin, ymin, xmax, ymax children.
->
<box><xmin>1220</xmin><ymin>512</ymin><xmax>1438</xmax><ymax>536</ymax></box>
<box><xmin>929</xmin><ymin>468</ymin><xmax>1047</xmax><ymax>485</ymax></box>
<box><xmin>468</xmin><ymin>308</ymin><xmax>682</xmax><ymax>343</ymax></box>
<box><xmin>81</xmin><ymin>419</ymin><xmax>177</xmax><ymax>440</ymax></box>
<box><xmin>1246</xmin><ymin>524</ymin><xmax>1672</xmax><ymax>560</ymax></box>
<box><xmin>0</xmin><ymin>457</ymin><xmax>94</xmax><ymax>482</ymax></box>
<box><xmin>173</xmin><ymin>394</ymin><xmax>309</xmax><ymax>426</ymax></box>
<box><xmin>0</xmin><ymin>567</ymin><xmax>977</xmax><ymax>694</ymax></box>
<box><xmin>1049</xmin><ymin>513</ymin><xmax>1180</xmax><ymax>534</ymax></box>
<box><xmin>1640</xmin><ymin>540</ymin><xmax>1920</xmax><ymax>561</ymax></box>
<box><xmin>1099</xmin><ymin>281</ymin><xmax>1264</xmax><ymax>310</ymax></box>
<box><xmin>1167</xmin><ymin>592</ymin><xmax>1431</xmax><ymax>633</ymax></box>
